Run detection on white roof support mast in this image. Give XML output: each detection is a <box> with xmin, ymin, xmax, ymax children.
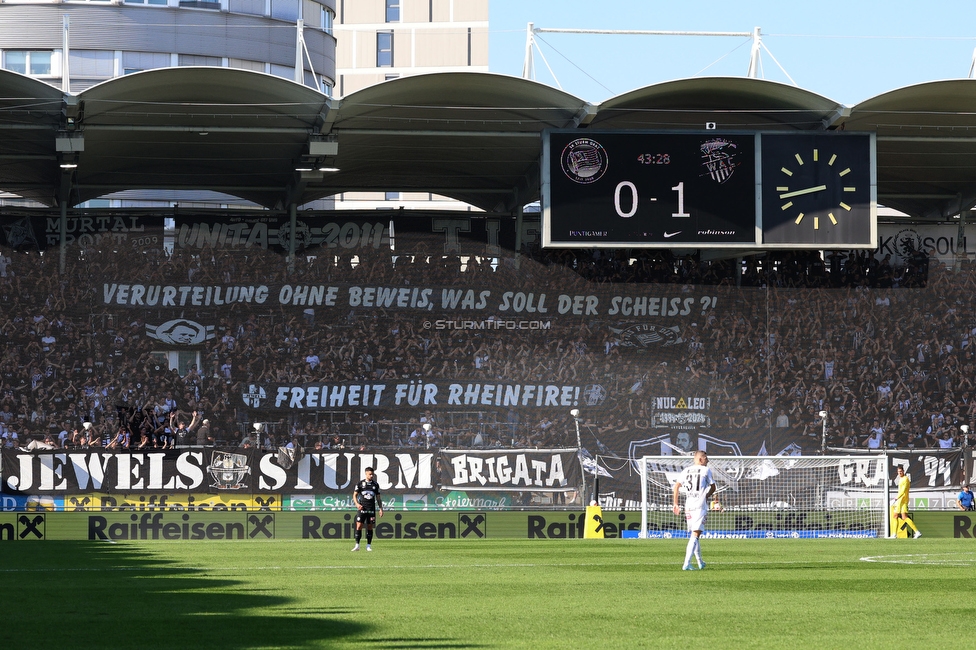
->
<box><xmin>294</xmin><ymin>19</ymin><xmax>319</xmax><ymax>88</ymax></box>
<box><xmin>62</xmin><ymin>14</ymin><xmax>70</xmax><ymax>93</ymax></box>
<box><xmin>522</xmin><ymin>24</ymin><xmax>797</xmax><ymax>87</ymax></box>
<box><xmin>746</xmin><ymin>25</ymin><xmax>761</xmax><ymax>78</ymax></box>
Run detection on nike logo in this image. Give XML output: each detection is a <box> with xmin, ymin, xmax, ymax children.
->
<box><xmin>663</xmin><ymin>231</ymin><xmax>682</xmax><ymax>238</ymax></box>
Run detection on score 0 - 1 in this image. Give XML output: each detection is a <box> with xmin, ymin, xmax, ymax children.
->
<box><xmin>613</xmin><ymin>171</ymin><xmax>690</xmax><ymax>220</ymax></box>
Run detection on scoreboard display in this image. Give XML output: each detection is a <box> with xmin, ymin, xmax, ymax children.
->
<box><xmin>541</xmin><ymin>130</ymin><xmax>876</xmax><ymax>249</ymax></box>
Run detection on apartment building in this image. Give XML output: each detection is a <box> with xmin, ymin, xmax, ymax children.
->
<box><xmin>0</xmin><ymin>0</ymin><xmax>337</xmax><ymax>207</ymax></box>
<box><xmin>0</xmin><ymin>0</ymin><xmax>487</xmax><ymax>210</ymax></box>
<box><xmin>332</xmin><ymin>0</ymin><xmax>489</xmax><ymax>211</ymax></box>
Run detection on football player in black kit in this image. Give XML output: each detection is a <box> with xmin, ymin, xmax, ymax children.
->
<box><xmin>352</xmin><ymin>466</ymin><xmax>383</xmax><ymax>551</ymax></box>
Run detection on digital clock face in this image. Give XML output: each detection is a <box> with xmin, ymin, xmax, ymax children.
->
<box><xmin>543</xmin><ymin>131</ymin><xmax>758</xmax><ymax>248</ymax></box>
<box><xmin>637</xmin><ymin>153</ymin><xmax>671</xmax><ymax>165</ymax></box>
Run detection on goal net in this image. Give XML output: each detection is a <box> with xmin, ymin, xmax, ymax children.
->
<box><xmin>638</xmin><ymin>455</ymin><xmax>887</xmax><ymax>538</ymax></box>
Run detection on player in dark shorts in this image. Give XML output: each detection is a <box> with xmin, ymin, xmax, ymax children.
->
<box><xmin>352</xmin><ymin>466</ymin><xmax>384</xmax><ymax>551</ymax></box>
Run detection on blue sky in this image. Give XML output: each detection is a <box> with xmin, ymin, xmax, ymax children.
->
<box><xmin>488</xmin><ymin>0</ymin><xmax>976</xmax><ymax>105</ymax></box>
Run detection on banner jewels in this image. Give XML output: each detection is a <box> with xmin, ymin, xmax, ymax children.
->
<box><xmin>1</xmin><ymin>448</ymin><xmax>436</xmax><ymax>495</ymax></box>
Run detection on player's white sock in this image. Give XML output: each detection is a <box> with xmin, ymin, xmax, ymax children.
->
<box><xmin>684</xmin><ymin>537</ymin><xmax>696</xmax><ymax>567</ymax></box>
<box><xmin>694</xmin><ymin>539</ymin><xmax>704</xmax><ymax>567</ymax></box>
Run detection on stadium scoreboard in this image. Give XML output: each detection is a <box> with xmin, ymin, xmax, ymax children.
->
<box><xmin>541</xmin><ymin>130</ymin><xmax>876</xmax><ymax>249</ymax></box>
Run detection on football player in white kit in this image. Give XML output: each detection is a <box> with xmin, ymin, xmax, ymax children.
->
<box><xmin>672</xmin><ymin>450</ymin><xmax>716</xmax><ymax>570</ymax></box>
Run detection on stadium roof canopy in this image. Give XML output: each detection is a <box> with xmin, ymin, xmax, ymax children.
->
<box><xmin>3</xmin><ymin>67</ymin><xmax>976</xmax><ymax>221</ymax></box>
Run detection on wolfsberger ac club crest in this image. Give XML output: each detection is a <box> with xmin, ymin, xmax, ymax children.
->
<box><xmin>700</xmin><ymin>137</ymin><xmax>741</xmax><ymax>184</ymax></box>
<box><xmin>609</xmin><ymin>324</ymin><xmax>681</xmax><ymax>348</ymax></box>
<box><xmin>560</xmin><ymin>138</ymin><xmax>608</xmax><ymax>184</ymax></box>
<box><xmin>207</xmin><ymin>451</ymin><xmax>251</xmax><ymax>490</ymax></box>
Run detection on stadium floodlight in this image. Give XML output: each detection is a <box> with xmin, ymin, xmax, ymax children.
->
<box><xmin>819</xmin><ymin>411</ymin><xmax>828</xmax><ymax>452</ymax></box>
<box><xmin>570</xmin><ymin>409</ymin><xmax>585</xmax><ymax>504</ymax></box>
<box><xmin>638</xmin><ymin>455</ymin><xmax>886</xmax><ymax>539</ymax></box>
<box><xmin>569</xmin><ymin>409</ymin><xmax>583</xmax><ymax>454</ymax></box>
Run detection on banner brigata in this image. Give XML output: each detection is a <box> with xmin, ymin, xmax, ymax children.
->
<box><xmin>437</xmin><ymin>448</ymin><xmax>582</xmax><ymax>492</ymax></box>
<box><xmin>2</xmin><ymin>448</ymin><xmax>582</xmax><ymax>496</ymax></box>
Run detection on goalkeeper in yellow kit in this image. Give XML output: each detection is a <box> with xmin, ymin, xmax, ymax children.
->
<box><xmin>892</xmin><ymin>466</ymin><xmax>921</xmax><ymax>538</ymax></box>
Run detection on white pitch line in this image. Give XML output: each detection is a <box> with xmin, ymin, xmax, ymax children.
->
<box><xmin>0</xmin><ymin>558</ymin><xmax>851</xmax><ymax>575</ymax></box>
<box><xmin>0</xmin><ymin>562</ymin><xmax>650</xmax><ymax>574</ymax></box>
<box><xmin>860</xmin><ymin>552</ymin><xmax>976</xmax><ymax>566</ymax></box>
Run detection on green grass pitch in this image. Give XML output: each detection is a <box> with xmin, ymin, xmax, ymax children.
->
<box><xmin>1</xmin><ymin>538</ymin><xmax>966</xmax><ymax>648</ymax></box>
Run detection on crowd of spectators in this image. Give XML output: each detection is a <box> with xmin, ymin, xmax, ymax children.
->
<box><xmin>0</xmin><ymin>227</ymin><xmax>969</xmax><ymax>457</ymax></box>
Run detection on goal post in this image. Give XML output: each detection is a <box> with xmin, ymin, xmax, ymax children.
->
<box><xmin>639</xmin><ymin>455</ymin><xmax>888</xmax><ymax>539</ymax></box>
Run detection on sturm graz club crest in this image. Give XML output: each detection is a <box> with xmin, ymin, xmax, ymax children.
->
<box><xmin>560</xmin><ymin>138</ymin><xmax>608</xmax><ymax>184</ymax></box>
<box><xmin>207</xmin><ymin>451</ymin><xmax>251</xmax><ymax>490</ymax></box>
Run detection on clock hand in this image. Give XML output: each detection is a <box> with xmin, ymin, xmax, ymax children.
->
<box><xmin>779</xmin><ymin>185</ymin><xmax>827</xmax><ymax>199</ymax></box>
